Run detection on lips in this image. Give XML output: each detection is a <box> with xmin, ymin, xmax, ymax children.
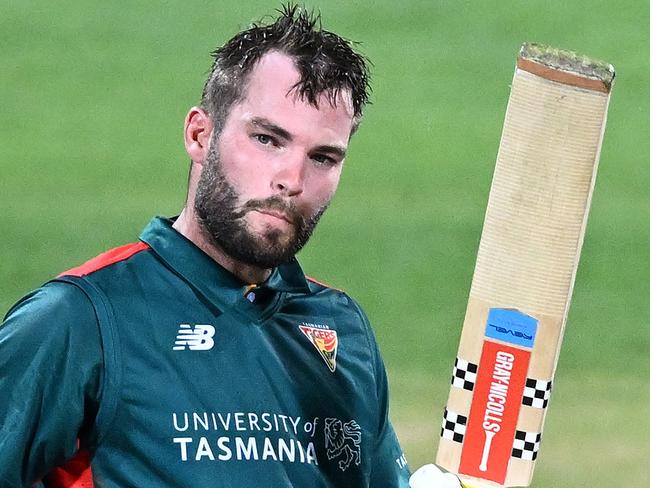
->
<box><xmin>253</xmin><ymin>208</ymin><xmax>294</xmax><ymax>225</ymax></box>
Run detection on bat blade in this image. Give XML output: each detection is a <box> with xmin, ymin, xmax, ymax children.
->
<box><xmin>435</xmin><ymin>43</ymin><xmax>615</xmax><ymax>487</ymax></box>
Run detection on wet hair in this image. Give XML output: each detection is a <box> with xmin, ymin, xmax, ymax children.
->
<box><xmin>201</xmin><ymin>3</ymin><xmax>371</xmax><ymax>134</ymax></box>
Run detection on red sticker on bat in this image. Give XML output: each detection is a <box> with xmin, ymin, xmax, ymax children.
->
<box><xmin>459</xmin><ymin>341</ymin><xmax>530</xmax><ymax>483</ymax></box>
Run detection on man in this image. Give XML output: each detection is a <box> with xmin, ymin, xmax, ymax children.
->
<box><xmin>0</xmin><ymin>5</ymin><xmax>460</xmax><ymax>488</ymax></box>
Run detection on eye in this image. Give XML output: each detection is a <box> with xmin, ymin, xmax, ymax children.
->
<box><xmin>254</xmin><ymin>133</ymin><xmax>276</xmax><ymax>146</ymax></box>
<box><xmin>312</xmin><ymin>154</ymin><xmax>338</xmax><ymax>166</ymax></box>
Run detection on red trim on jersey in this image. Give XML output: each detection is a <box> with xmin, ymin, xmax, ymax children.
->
<box><xmin>305</xmin><ymin>275</ymin><xmax>343</xmax><ymax>292</ymax></box>
<box><xmin>43</xmin><ymin>449</ymin><xmax>93</xmax><ymax>488</ymax></box>
<box><xmin>59</xmin><ymin>241</ymin><xmax>150</xmax><ymax>277</ymax></box>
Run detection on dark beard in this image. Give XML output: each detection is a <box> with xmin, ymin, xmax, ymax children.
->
<box><xmin>194</xmin><ymin>143</ymin><xmax>328</xmax><ymax>269</ymax></box>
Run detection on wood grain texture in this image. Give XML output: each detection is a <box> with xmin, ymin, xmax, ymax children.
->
<box><xmin>436</xmin><ymin>48</ymin><xmax>613</xmax><ymax>487</ymax></box>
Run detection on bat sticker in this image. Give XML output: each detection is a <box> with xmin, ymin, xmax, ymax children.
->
<box><xmin>484</xmin><ymin>308</ymin><xmax>538</xmax><ymax>348</ymax></box>
<box><xmin>458</xmin><ymin>309</ymin><xmax>538</xmax><ymax>484</ymax></box>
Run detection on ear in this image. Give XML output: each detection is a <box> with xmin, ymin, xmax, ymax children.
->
<box><xmin>184</xmin><ymin>107</ymin><xmax>214</xmax><ymax>165</ymax></box>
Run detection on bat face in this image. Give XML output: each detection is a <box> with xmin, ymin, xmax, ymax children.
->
<box><xmin>436</xmin><ymin>44</ymin><xmax>614</xmax><ymax>487</ymax></box>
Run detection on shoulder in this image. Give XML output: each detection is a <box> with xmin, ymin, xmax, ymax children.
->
<box><xmin>3</xmin><ymin>239</ymin><xmax>152</xmax><ymax>338</ymax></box>
<box><xmin>304</xmin><ymin>275</ymin><xmax>380</xmax><ymax>355</ymax></box>
<box><xmin>306</xmin><ymin>275</ymin><xmax>371</xmax><ymax>323</ymax></box>
<box><xmin>4</xmin><ymin>280</ymin><xmax>96</xmax><ymax>324</ymax></box>
<box><xmin>58</xmin><ymin>240</ymin><xmax>151</xmax><ymax>278</ymax></box>
<box><xmin>2</xmin><ymin>280</ymin><xmax>101</xmax><ymax>359</ymax></box>
<box><xmin>305</xmin><ymin>275</ymin><xmax>342</xmax><ymax>293</ymax></box>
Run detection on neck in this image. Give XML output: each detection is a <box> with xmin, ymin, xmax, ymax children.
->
<box><xmin>173</xmin><ymin>206</ymin><xmax>273</xmax><ymax>284</ymax></box>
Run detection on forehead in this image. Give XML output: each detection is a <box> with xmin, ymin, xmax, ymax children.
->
<box><xmin>235</xmin><ymin>51</ymin><xmax>355</xmax><ymax>137</ymax></box>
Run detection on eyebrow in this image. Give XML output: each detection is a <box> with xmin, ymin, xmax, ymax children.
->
<box><xmin>313</xmin><ymin>144</ymin><xmax>347</xmax><ymax>160</ymax></box>
<box><xmin>250</xmin><ymin>117</ymin><xmax>292</xmax><ymax>141</ymax></box>
<box><xmin>250</xmin><ymin>117</ymin><xmax>347</xmax><ymax>159</ymax></box>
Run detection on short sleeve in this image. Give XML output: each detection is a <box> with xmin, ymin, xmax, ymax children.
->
<box><xmin>349</xmin><ymin>298</ymin><xmax>411</xmax><ymax>487</ymax></box>
<box><xmin>369</xmin><ymin>352</ymin><xmax>411</xmax><ymax>487</ymax></box>
<box><xmin>0</xmin><ymin>281</ymin><xmax>103</xmax><ymax>487</ymax></box>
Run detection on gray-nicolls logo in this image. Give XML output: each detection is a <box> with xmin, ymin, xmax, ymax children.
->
<box><xmin>324</xmin><ymin>418</ymin><xmax>361</xmax><ymax>471</ymax></box>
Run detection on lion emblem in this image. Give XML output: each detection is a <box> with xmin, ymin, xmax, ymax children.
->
<box><xmin>324</xmin><ymin>418</ymin><xmax>361</xmax><ymax>471</ymax></box>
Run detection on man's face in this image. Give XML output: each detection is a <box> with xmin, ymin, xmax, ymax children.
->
<box><xmin>194</xmin><ymin>52</ymin><xmax>355</xmax><ymax>270</ymax></box>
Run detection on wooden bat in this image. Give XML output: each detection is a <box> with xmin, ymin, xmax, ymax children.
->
<box><xmin>435</xmin><ymin>43</ymin><xmax>615</xmax><ymax>487</ymax></box>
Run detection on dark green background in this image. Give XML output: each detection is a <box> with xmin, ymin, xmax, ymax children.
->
<box><xmin>2</xmin><ymin>1</ymin><xmax>648</xmax><ymax>485</ymax></box>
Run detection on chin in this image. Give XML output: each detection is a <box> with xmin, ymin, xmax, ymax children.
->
<box><xmin>261</xmin><ymin>229</ymin><xmax>295</xmax><ymax>249</ymax></box>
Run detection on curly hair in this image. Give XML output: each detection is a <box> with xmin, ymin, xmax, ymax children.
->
<box><xmin>201</xmin><ymin>3</ymin><xmax>371</xmax><ymax>134</ymax></box>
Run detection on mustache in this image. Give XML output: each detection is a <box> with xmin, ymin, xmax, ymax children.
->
<box><xmin>235</xmin><ymin>196</ymin><xmax>306</xmax><ymax>226</ymax></box>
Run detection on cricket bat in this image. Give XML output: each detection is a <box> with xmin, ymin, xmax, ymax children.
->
<box><xmin>435</xmin><ymin>43</ymin><xmax>615</xmax><ymax>487</ymax></box>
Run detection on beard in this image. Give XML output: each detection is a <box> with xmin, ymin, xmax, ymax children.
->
<box><xmin>193</xmin><ymin>141</ymin><xmax>329</xmax><ymax>270</ymax></box>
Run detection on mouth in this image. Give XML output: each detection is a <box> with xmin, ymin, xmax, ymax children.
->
<box><xmin>253</xmin><ymin>208</ymin><xmax>294</xmax><ymax>225</ymax></box>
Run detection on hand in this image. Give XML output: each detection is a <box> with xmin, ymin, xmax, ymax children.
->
<box><xmin>409</xmin><ymin>464</ymin><xmax>463</xmax><ymax>488</ymax></box>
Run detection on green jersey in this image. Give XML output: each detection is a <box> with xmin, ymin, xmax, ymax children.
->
<box><xmin>0</xmin><ymin>217</ymin><xmax>410</xmax><ymax>487</ymax></box>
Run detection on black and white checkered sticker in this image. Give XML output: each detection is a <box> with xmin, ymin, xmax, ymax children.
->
<box><xmin>440</xmin><ymin>408</ymin><xmax>467</xmax><ymax>443</ymax></box>
<box><xmin>512</xmin><ymin>430</ymin><xmax>542</xmax><ymax>460</ymax></box>
<box><xmin>522</xmin><ymin>378</ymin><xmax>552</xmax><ymax>409</ymax></box>
<box><xmin>451</xmin><ymin>357</ymin><xmax>478</xmax><ymax>391</ymax></box>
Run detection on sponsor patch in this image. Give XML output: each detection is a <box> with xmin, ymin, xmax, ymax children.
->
<box><xmin>324</xmin><ymin>418</ymin><xmax>361</xmax><ymax>471</ymax></box>
<box><xmin>170</xmin><ymin>410</ymin><xmax>362</xmax><ymax>470</ymax></box>
<box><xmin>459</xmin><ymin>340</ymin><xmax>531</xmax><ymax>484</ymax></box>
<box><xmin>485</xmin><ymin>308</ymin><xmax>538</xmax><ymax>348</ymax></box>
<box><xmin>173</xmin><ymin>324</ymin><xmax>216</xmax><ymax>351</ymax></box>
<box><xmin>299</xmin><ymin>323</ymin><xmax>338</xmax><ymax>372</ymax></box>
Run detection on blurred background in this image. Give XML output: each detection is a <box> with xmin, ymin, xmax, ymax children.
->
<box><xmin>2</xmin><ymin>1</ymin><xmax>648</xmax><ymax>485</ymax></box>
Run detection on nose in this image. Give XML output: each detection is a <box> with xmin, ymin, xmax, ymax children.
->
<box><xmin>272</xmin><ymin>153</ymin><xmax>305</xmax><ymax>196</ymax></box>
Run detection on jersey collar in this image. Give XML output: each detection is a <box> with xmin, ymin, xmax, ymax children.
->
<box><xmin>139</xmin><ymin>216</ymin><xmax>311</xmax><ymax>307</ymax></box>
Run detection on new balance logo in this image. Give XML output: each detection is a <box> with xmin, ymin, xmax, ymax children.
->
<box><xmin>173</xmin><ymin>324</ymin><xmax>215</xmax><ymax>351</ymax></box>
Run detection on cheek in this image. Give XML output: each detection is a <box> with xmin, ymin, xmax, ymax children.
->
<box><xmin>307</xmin><ymin>168</ymin><xmax>342</xmax><ymax>205</ymax></box>
<box><xmin>218</xmin><ymin>139</ymin><xmax>273</xmax><ymax>193</ymax></box>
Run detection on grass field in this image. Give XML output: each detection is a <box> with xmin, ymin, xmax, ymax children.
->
<box><xmin>2</xmin><ymin>1</ymin><xmax>649</xmax><ymax>486</ymax></box>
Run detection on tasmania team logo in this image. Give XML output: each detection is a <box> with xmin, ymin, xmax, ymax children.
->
<box><xmin>299</xmin><ymin>323</ymin><xmax>338</xmax><ymax>372</ymax></box>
